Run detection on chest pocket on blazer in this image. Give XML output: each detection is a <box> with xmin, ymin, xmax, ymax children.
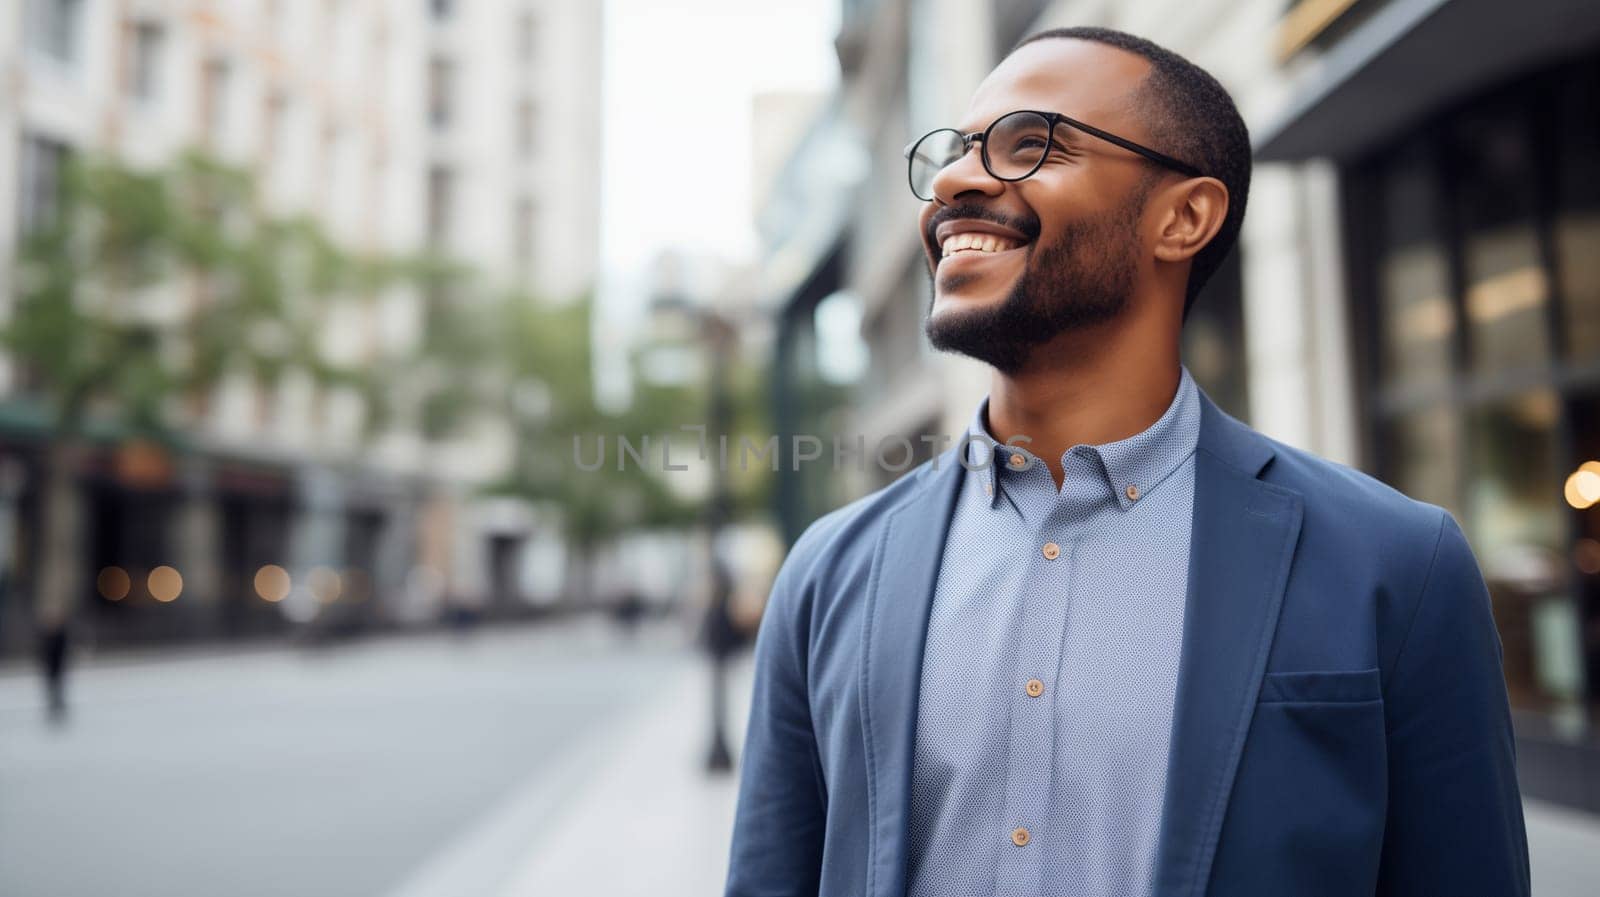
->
<box><xmin>1228</xmin><ymin>667</ymin><xmax>1388</xmax><ymax>884</ymax></box>
<box><xmin>1258</xmin><ymin>668</ymin><xmax>1382</xmax><ymax>704</ymax></box>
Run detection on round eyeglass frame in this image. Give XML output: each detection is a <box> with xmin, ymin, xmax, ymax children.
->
<box><xmin>903</xmin><ymin>109</ymin><xmax>1204</xmax><ymax>202</ymax></box>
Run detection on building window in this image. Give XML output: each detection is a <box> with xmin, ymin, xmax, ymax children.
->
<box><xmin>1380</xmin><ymin>404</ymin><xmax>1461</xmax><ymax>512</ymax></box>
<box><xmin>1375</xmin><ymin>139</ymin><xmax>1454</xmax><ymax>392</ymax></box>
<box><xmin>1557</xmin><ymin>57</ymin><xmax>1600</xmax><ymax>360</ymax></box>
<box><xmin>515</xmin><ymin>98</ymin><xmax>536</xmax><ymax>159</ymax></box>
<box><xmin>1451</xmin><ymin>100</ymin><xmax>1550</xmax><ymax>377</ymax></box>
<box><xmin>261</xmin><ymin>91</ymin><xmax>287</xmax><ymax>165</ymax></box>
<box><xmin>319</xmin><ymin>123</ymin><xmax>343</xmax><ymax>210</ymax></box>
<box><xmin>513</xmin><ymin>197</ymin><xmax>535</xmax><ymax>278</ymax></box>
<box><xmin>517</xmin><ymin>11</ymin><xmax>538</xmax><ymax>63</ymax></box>
<box><xmin>26</xmin><ymin>0</ymin><xmax>83</xmax><ymax>64</ymax></box>
<box><xmin>427</xmin><ymin>166</ymin><xmax>454</xmax><ymax>248</ymax></box>
<box><xmin>428</xmin><ymin>57</ymin><xmax>454</xmax><ymax>130</ymax></box>
<box><xmin>18</xmin><ymin>134</ymin><xmax>71</xmax><ymax>236</ymax></box>
<box><xmin>199</xmin><ymin>59</ymin><xmax>230</xmax><ymax>145</ymax></box>
<box><xmin>125</xmin><ymin>20</ymin><xmax>165</xmax><ymax>103</ymax></box>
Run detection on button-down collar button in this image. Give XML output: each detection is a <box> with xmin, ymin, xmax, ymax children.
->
<box><xmin>1042</xmin><ymin>542</ymin><xmax>1060</xmax><ymax>560</ymax></box>
<box><xmin>1125</xmin><ymin>483</ymin><xmax>1141</xmax><ymax>501</ymax></box>
<box><xmin>1025</xmin><ymin>678</ymin><xmax>1044</xmax><ymax>697</ymax></box>
<box><xmin>1008</xmin><ymin>453</ymin><xmax>1027</xmax><ymax>468</ymax></box>
<box><xmin>1011</xmin><ymin>826</ymin><xmax>1031</xmax><ymax>847</ymax></box>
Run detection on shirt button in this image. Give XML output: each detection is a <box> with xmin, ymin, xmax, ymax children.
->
<box><xmin>1011</xmin><ymin>826</ymin><xmax>1030</xmax><ymax>847</ymax></box>
<box><xmin>1025</xmin><ymin>678</ymin><xmax>1044</xmax><ymax>697</ymax></box>
<box><xmin>1041</xmin><ymin>542</ymin><xmax>1060</xmax><ymax>560</ymax></box>
<box><xmin>1125</xmin><ymin>484</ymin><xmax>1141</xmax><ymax>501</ymax></box>
<box><xmin>1008</xmin><ymin>453</ymin><xmax>1027</xmax><ymax>468</ymax></box>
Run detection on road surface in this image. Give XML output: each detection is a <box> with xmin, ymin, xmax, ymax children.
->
<box><xmin>0</xmin><ymin>620</ymin><xmax>692</xmax><ymax>897</ymax></box>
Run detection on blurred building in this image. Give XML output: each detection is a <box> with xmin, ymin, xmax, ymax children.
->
<box><xmin>752</xmin><ymin>91</ymin><xmax>827</xmax><ymax>216</ymax></box>
<box><xmin>759</xmin><ymin>0</ymin><xmax>1600</xmax><ymax>815</ymax></box>
<box><xmin>1253</xmin><ymin>0</ymin><xmax>1600</xmax><ymax>814</ymax></box>
<box><xmin>0</xmin><ymin>0</ymin><xmax>601</xmax><ymax>652</ymax></box>
<box><xmin>421</xmin><ymin>0</ymin><xmax>600</xmax><ymax>301</ymax></box>
<box><xmin>419</xmin><ymin>0</ymin><xmax>602</xmax><ymax>615</ymax></box>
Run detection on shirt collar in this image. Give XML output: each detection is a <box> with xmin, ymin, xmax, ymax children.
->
<box><xmin>963</xmin><ymin>365</ymin><xmax>1202</xmax><ymax>511</ymax></box>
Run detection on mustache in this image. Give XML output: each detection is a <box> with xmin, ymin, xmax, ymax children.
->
<box><xmin>925</xmin><ymin>203</ymin><xmax>1042</xmax><ymax>250</ymax></box>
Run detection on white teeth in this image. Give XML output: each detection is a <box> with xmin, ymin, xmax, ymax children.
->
<box><xmin>940</xmin><ymin>233</ymin><xmax>1021</xmax><ymax>257</ymax></box>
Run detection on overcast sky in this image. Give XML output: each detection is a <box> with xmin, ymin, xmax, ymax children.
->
<box><xmin>598</xmin><ymin>0</ymin><xmax>839</xmax><ymax>284</ymax></box>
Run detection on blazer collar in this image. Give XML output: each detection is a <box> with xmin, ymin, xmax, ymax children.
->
<box><xmin>859</xmin><ymin>385</ymin><xmax>1302</xmax><ymax>897</ymax></box>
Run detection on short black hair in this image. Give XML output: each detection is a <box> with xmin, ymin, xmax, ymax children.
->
<box><xmin>1013</xmin><ymin>27</ymin><xmax>1251</xmax><ymax>321</ymax></box>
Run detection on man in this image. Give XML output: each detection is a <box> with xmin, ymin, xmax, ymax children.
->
<box><xmin>725</xmin><ymin>26</ymin><xmax>1529</xmax><ymax>897</ymax></box>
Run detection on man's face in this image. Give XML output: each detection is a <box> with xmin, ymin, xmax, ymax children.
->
<box><xmin>917</xmin><ymin>39</ymin><xmax>1164</xmax><ymax>373</ymax></box>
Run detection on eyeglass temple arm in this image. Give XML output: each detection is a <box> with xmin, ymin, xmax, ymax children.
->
<box><xmin>1054</xmin><ymin>114</ymin><xmax>1203</xmax><ymax>178</ymax></box>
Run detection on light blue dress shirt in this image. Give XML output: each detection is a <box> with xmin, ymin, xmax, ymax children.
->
<box><xmin>906</xmin><ymin>365</ymin><xmax>1202</xmax><ymax>897</ymax></box>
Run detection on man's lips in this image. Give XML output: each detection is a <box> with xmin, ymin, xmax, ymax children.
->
<box><xmin>934</xmin><ymin>220</ymin><xmax>1031</xmax><ymax>245</ymax></box>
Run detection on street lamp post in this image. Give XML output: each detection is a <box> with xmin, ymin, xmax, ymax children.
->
<box><xmin>648</xmin><ymin>293</ymin><xmax>741</xmax><ymax>774</ymax></box>
<box><xmin>701</xmin><ymin>312</ymin><xmax>737</xmax><ymax>774</ymax></box>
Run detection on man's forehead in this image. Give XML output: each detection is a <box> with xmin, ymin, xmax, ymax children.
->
<box><xmin>959</xmin><ymin>38</ymin><xmax>1152</xmax><ymax>136</ymax></box>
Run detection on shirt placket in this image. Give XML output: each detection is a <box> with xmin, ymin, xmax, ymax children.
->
<box><xmin>993</xmin><ymin>477</ymin><xmax>1080</xmax><ymax>896</ymax></box>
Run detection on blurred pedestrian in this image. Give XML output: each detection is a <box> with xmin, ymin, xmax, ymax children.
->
<box><xmin>700</xmin><ymin>553</ymin><xmax>739</xmax><ymax>772</ymax></box>
<box><xmin>726</xmin><ymin>26</ymin><xmax>1529</xmax><ymax>897</ymax></box>
<box><xmin>38</xmin><ymin>604</ymin><xmax>70</xmax><ymax>722</ymax></box>
<box><xmin>698</xmin><ymin>560</ymin><xmax>741</xmax><ymax>661</ymax></box>
<box><xmin>611</xmin><ymin>588</ymin><xmax>647</xmax><ymax>637</ymax></box>
<box><xmin>0</xmin><ymin>456</ymin><xmax>21</xmax><ymax>657</ymax></box>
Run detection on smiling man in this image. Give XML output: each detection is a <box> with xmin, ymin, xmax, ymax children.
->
<box><xmin>725</xmin><ymin>27</ymin><xmax>1529</xmax><ymax>897</ymax></box>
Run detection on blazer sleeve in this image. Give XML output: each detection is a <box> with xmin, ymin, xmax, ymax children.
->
<box><xmin>1376</xmin><ymin>509</ymin><xmax>1530</xmax><ymax>897</ymax></box>
<box><xmin>724</xmin><ymin>551</ymin><xmax>827</xmax><ymax>897</ymax></box>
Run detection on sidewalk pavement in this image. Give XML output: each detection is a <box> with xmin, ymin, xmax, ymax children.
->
<box><xmin>1526</xmin><ymin>797</ymin><xmax>1600</xmax><ymax>896</ymax></box>
<box><xmin>386</xmin><ymin>651</ymin><xmax>752</xmax><ymax>897</ymax></box>
<box><xmin>389</xmin><ymin>649</ymin><xmax>1600</xmax><ymax>897</ymax></box>
<box><xmin>492</xmin><ymin>655</ymin><xmax>753</xmax><ymax>897</ymax></box>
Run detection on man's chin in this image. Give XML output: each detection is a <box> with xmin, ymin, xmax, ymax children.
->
<box><xmin>930</xmin><ymin>279</ymin><xmax>1012</xmax><ymax>317</ymax></box>
<box><xmin>924</xmin><ymin>304</ymin><xmax>1032</xmax><ymax>375</ymax></box>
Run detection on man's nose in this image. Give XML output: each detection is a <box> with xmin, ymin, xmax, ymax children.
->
<box><xmin>929</xmin><ymin>142</ymin><xmax>1004</xmax><ymax>205</ymax></box>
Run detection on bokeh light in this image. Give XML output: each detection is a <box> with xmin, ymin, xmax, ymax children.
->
<box><xmin>97</xmin><ymin>566</ymin><xmax>131</xmax><ymax>602</ymax></box>
<box><xmin>254</xmin><ymin>565</ymin><xmax>292</xmax><ymax>603</ymax></box>
<box><xmin>148</xmin><ymin>566</ymin><xmax>183</xmax><ymax>603</ymax></box>
<box><xmin>309</xmin><ymin>566</ymin><xmax>343</xmax><ymax>604</ymax></box>
<box><xmin>1565</xmin><ymin>462</ymin><xmax>1600</xmax><ymax>510</ymax></box>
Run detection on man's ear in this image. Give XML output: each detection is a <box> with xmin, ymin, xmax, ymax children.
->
<box><xmin>1152</xmin><ymin>177</ymin><xmax>1228</xmax><ymax>263</ymax></box>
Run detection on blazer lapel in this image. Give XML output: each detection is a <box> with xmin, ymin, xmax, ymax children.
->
<box><xmin>1153</xmin><ymin>390</ymin><xmax>1304</xmax><ymax>897</ymax></box>
<box><xmin>860</xmin><ymin>447</ymin><xmax>965</xmax><ymax>897</ymax></box>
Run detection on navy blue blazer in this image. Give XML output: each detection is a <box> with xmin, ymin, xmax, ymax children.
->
<box><xmin>726</xmin><ymin>387</ymin><xmax>1530</xmax><ymax>897</ymax></box>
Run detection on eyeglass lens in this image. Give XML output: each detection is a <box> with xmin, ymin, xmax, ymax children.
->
<box><xmin>907</xmin><ymin>111</ymin><xmax>1055</xmax><ymax>201</ymax></box>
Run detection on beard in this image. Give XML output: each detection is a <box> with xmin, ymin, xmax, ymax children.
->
<box><xmin>924</xmin><ymin>199</ymin><xmax>1143</xmax><ymax>375</ymax></box>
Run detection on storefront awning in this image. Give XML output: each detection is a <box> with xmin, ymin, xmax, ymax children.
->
<box><xmin>1255</xmin><ymin>0</ymin><xmax>1600</xmax><ymax>162</ymax></box>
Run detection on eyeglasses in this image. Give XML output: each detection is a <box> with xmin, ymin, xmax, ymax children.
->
<box><xmin>904</xmin><ymin>109</ymin><xmax>1203</xmax><ymax>202</ymax></box>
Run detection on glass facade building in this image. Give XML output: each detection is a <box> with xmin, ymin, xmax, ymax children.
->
<box><xmin>1338</xmin><ymin>44</ymin><xmax>1600</xmax><ymax>807</ymax></box>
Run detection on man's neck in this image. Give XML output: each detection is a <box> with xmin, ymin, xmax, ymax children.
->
<box><xmin>984</xmin><ymin>317</ymin><xmax>1182</xmax><ymax>490</ymax></box>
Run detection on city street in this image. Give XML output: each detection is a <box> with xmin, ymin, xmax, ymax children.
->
<box><xmin>5</xmin><ymin>617</ymin><xmax>1600</xmax><ymax>897</ymax></box>
<box><xmin>0</xmin><ymin>619</ymin><xmax>722</xmax><ymax>897</ymax></box>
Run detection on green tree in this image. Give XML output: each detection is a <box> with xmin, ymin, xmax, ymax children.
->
<box><xmin>3</xmin><ymin>152</ymin><xmax>399</xmax><ymax>629</ymax></box>
<box><xmin>488</xmin><ymin>295</ymin><xmax>703</xmax><ymax>603</ymax></box>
